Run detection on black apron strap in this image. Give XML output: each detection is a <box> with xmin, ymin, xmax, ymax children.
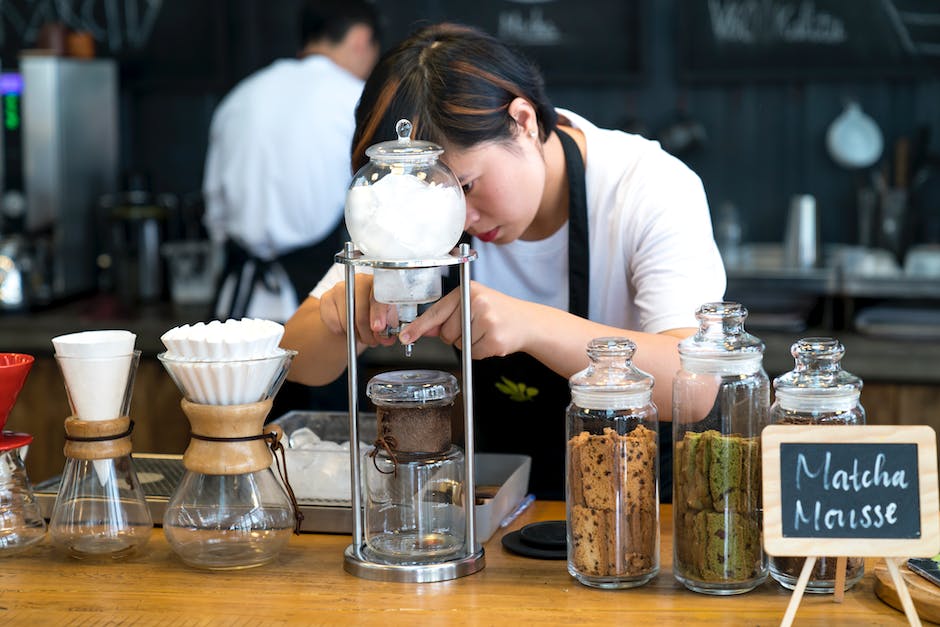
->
<box><xmin>277</xmin><ymin>219</ymin><xmax>347</xmax><ymax>303</ymax></box>
<box><xmin>212</xmin><ymin>240</ymin><xmax>270</xmax><ymax>320</ymax></box>
<box><xmin>212</xmin><ymin>219</ymin><xmax>346</xmax><ymax>321</ymax></box>
<box><xmin>556</xmin><ymin>128</ymin><xmax>590</xmax><ymax>318</ymax></box>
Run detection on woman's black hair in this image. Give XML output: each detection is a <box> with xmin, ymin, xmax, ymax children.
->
<box><xmin>351</xmin><ymin>23</ymin><xmax>557</xmax><ymax>172</ymax></box>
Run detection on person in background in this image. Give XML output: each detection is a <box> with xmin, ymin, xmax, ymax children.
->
<box><xmin>203</xmin><ymin>0</ymin><xmax>380</xmax><ymax>323</ymax></box>
<box><xmin>281</xmin><ymin>23</ymin><xmax>726</xmax><ymax>499</ymax></box>
<box><xmin>203</xmin><ymin>0</ymin><xmax>379</xmax><ymax>420</ymax></box>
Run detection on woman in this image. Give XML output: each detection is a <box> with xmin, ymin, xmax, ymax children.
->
<box><xmin>282</xmin><ymin>23</ymin><xmax>726</xmax><ymax>499</ymax></box>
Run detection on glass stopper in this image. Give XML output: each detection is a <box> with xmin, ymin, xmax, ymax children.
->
<box><xmin>396</xmin><ymin>119</ymin><xmax>413</xmax><ymax>143</ymax></box>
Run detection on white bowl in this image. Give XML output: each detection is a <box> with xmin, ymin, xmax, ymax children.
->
<box><xmin>52</xmin><ymin>330</ymin><xmax>137</xmax><ymax>358</ymax></box>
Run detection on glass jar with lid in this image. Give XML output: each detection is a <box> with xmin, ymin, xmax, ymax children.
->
<box><xmin>345</xmin><ymin>119</ymin><xmax>465</xmax><ymax>325</ymax></box>
<box><xmin>672</xmin><ymin>302</ymin><xmax>769</xmax><ymax>595</ymax></box>
<box><xmin>566</xmin><ymin>337</ymin><xmax>659</xmax><ymax>588</ymax></box>
<box><xmin>365</xmin><ymin>369</ymin><xmax>466</xmax><ymax>564</ymax></box>
<box><xmin>769</xmin><ymin>337</ymin><xmax>866</xmax><ymax>592</ymax></box>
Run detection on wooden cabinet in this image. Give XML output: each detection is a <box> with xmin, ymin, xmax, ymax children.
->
<box><xmin>862</xmin><ymin>382</ymin><xmax>940</xmax><ymax>451</ymax></box>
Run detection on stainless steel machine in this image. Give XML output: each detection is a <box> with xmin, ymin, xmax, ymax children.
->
<box><xmin>0</xmin><ymin>55</ymin><xmax>118</xmax><ymax>309</ymax></box>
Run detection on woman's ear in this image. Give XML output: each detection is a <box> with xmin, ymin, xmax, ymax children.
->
<box><xmin>508</xmin><ymin>97</ymin><xmax>539</xmax><ymax>138</ymax></box>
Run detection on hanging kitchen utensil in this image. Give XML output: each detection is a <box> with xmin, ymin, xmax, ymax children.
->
<box><xmin>826</xmin><ymin>102</ymin><xmax>884</xmax><ymax>169</ymax></box>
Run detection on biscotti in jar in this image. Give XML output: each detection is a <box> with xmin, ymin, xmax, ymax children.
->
<box><xmin>672</xmin><ymin>303</ymin><xmax>770</xmax><ymax>595</ymax></box>
<box><xmin>566</xmin><ymin>338</ymin><xmax>659</xmax><ymax>589</ymax></box>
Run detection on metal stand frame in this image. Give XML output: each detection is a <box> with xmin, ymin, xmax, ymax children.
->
<box><xmin>338</xmin><ymin>242</ymin><xmax>485</xmax><ymax>582</ymax></box>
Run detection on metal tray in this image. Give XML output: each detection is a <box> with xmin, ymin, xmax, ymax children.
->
<box><xmin>33</xmin><ymin>451</ymin><xmax>531</xmax><ymax>543</ymax></box>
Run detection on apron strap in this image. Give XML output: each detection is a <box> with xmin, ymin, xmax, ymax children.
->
<box><xmin>212</xmin><ymin>240</ymin><xmax>279</xmax><ymax>320</ymax></box>
<box><xmin>556</xmin><ymin>128</ymin><xmax>590</xmax><ymax>319</ymax></box>
<box><xmin>444</xmin><ymin>128</ymin><xmax>591</xmax><ymax>314</ymax></box>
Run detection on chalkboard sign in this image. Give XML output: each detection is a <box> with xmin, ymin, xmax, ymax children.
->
<box><xmin>380</xmin><ymin>0</ymin><xmax>642</xmax><ymax>83</ymax></box>
<box><xmin>762</xmin><ymin>425</ymin><xmax>939</xmax><ymax>558</ymax></box>
<box><xmin>678</xmin><ymin>0</ymin><xmax>938</xmax><ymax>81</ymax></box>
<box><xmin>779</xmin><ymin>442</ymin><xmax>920</xmax><ymax>539</ymax></box>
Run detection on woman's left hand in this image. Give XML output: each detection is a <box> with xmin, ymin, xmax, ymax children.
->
<box><xmin>398</xmin><ymin>281</ymin><xmax>532</xmax><ymax>358</ymax></box>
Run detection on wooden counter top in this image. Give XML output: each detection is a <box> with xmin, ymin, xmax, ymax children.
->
<box><xmin>0</xmin><ymin>503</ymin><xmax>908</xmax><ymax>625</ymax></box>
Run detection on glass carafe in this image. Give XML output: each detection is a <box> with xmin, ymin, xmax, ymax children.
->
<box><xmin>566</xmin><ymin>337</ymin><xmax>659</xmax><ymax>589</ymax></box>
<box><xmin>0</xmin><ymin>353</ymin><xmax>46</xmax><ymax>555</ymax></box>
<box><xmin>159</xmin><ymin>350</ymin><xmax>299</xmax><ymax>570</ymax></box>
<box><xmin>0</xmin><ymin>436</ymin><xmax>46</xmax><ymax>554</ymax></box>
<box><xmin>364</xmin><ymin>370</ymin><xmax>466</xmax><ymax>565</ymax></box>
<box><xmin>672</xmin><ymin>302</ymin><xmax>769</xmax><ymax>595</ymax></box>
<box><xmin>769</xmin><ymin>337</ymin><xmax>866</xmax><ymax>592</ymax></box>
<box><xmin>49</xmin><ymin>349</ymin><xmax>153</xmax><ymax>559</ymax></box>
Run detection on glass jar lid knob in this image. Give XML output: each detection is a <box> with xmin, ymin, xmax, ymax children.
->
<box><xmin>396</xmin><ymin>119</ymin><xmax>413</xmax><ymax>142</ymax></box>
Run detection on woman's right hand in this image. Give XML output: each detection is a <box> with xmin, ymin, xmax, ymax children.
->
<box><xmin>317</xmin><ymin>274</ymin><xmax>398</xmax><ymax>347</ymax></box>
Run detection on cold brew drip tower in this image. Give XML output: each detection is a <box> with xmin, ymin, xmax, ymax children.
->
<box><xmin>340</xmin><ymin>120</ymin><xmax>483</xmax><ymax>581</ymax></box>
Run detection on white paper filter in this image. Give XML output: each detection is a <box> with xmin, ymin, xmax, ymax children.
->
<box><xmin>163</xmin><ymin>354</ymin><xmax>285</xmax><ymax>405</ymax></box>
<box><xmin>160</xmin><ymin>319</ymin><xmax>284</xmax><ymax>361</ymax></box>
<box><xmin>52</xmin><ymin>330</ymin><xmax>136</xmax><ymax>358</ymax></box>
<box><xmin>57</xmin><ymin>354</ymin><xmax>134</xmax><ymax>422</ymax></box>
<box><xmin>52</xmin><ymin>330</ymin><xmax>138</xmax><ymax>488</ymax></box>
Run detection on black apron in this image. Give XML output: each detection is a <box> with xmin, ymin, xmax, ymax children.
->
<box><xmin>452</xmin><ymin>129</ymin><xmax>674</xmax><ymax>501</ymax></box>
<box><xmin>450</xmin><ymin>129</ymin><xmax>588</xmax><ymax>500</ymax></box>
<box><xmin>212</xmin><ymin>220</ymin><xmax>346</xmax><ymax>320</ymax></box>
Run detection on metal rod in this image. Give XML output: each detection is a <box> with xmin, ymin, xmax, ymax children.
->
<box><xmin>459</xmin><ymin>243</ymin><xmax>478</xmax><ymax>554</ymax></box>
<box><xmin>344</xmin><ymin>242</ymin><xmax>364</xmax><ymax>558</ymax></box>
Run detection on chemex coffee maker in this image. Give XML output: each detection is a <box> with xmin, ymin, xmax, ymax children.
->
<box><xmin>0</xmin><ymin>55</ymin><xmax>118</xmax><ymax>310</ymax></box>
<box><xmin>339</xmin><ymin>119</ymin><xmax>483</xmax><ymax>582</ymax></box>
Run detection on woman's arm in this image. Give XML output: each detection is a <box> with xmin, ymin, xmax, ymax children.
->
<box><xmin>398</xmin><ymin>282</ymin><xmax>692</xmax><ymax>417</ymax></box>
<box><xmin>281</xmin><ymin>274</ymin><xmax>396</xmax><ymax>386</ymax></box>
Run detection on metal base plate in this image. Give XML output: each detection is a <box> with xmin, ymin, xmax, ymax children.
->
<box><xmin>343</xmin><ymin>544</ymin><xmax>485</xmax><ymax>582</ymax></box>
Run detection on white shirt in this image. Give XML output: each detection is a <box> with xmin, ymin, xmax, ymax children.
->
<box><xmin>313</xmin><ymin>109</ymin><xmax>726</xmax><ymax>334</ymax></box>
<box><xmin>203</xmin><ymin>56</ymin><xmax>364</xmax><ymax>320</ymax></box>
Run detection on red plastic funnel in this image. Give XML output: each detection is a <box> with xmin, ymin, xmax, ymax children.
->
<box><xmin>0</xmin><ymin>353</ymin><xmax>34</xmax><ymax>430</ymax></box>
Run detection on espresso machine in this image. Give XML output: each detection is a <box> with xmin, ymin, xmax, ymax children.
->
<box><xmin>0</xmin><ymin>55</ymin><xmax>118</xmax><ymax>310</ymax></box>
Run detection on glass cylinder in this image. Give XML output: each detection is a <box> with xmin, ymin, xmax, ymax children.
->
<box><xmin>769</xmin><ymin>337</ymin><xmax>866</xmax><ymax>593</ymax></box>
<box><xmin>566</xmin><ymin>337</ymin><xmax>659</xmax><ymax>589</ymax></box>
<box><xmin>159</xmin><ymin>350</ymin><xmax>298</xmax><ymax>570</ymax></box>
<box><xmin>364</xmin><ymin>369</ymin><xmax>466</xmax><ymax>565</ymax></box>
<box><xmin>672</xmin><ymin>302</ymin><xmax>769</xmax><ymax>595</ymax></box>
<box><xmin>49</xmin><ymin>350</ymin><xmax>152</xmax><ymax>559</ymax></box>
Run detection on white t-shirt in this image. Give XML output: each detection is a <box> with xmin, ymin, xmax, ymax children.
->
<box><xmin>312</xmin><ymin>109</ymin><xmax>726</xmax><ymax>333</ymax></box>
<box><xmin>203</xmin><ymin>55</ymin><xmax>364</xmax><ymax>320</ymax></box>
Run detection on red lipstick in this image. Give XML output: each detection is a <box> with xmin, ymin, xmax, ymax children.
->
<box><xmin>477</xmin><ymin>228</ymin><xmax>499</xmax><ymax>243</ymax></box>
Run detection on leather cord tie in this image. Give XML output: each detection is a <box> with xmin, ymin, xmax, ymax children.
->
<box><xmin>189</xmin><ymin>429</ymin><xmax>305</xmax><ymax>534</ymax></box>
<box><xmin>369</xmin><ymin>433</ymin><xmax>400</xmax><ymax>477</ymax></box>
<box><xmin>64</xmin><ymin>420</ymin><xmax>135</xmax><ymax>442</ymax></box>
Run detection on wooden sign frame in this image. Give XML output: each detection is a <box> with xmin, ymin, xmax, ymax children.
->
<box><xmin>762</xmin><ymin>425</ymin><xmax>939</xmax><ymax>627</ymax></box>
<box><xmin>763</xmin><ymin>425</ymin><xmax>939</xmax><ymax>558</ymax></box>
